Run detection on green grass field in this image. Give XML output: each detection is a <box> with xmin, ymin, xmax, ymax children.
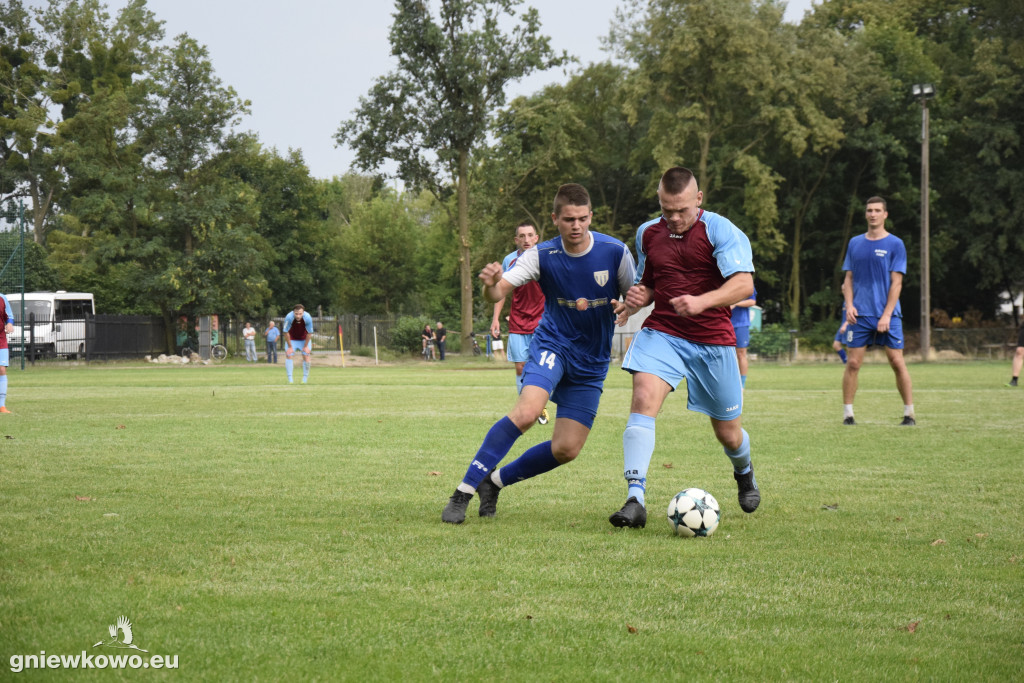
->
<box><xmin>1</xmin><ymin>358</ymin><xmax>1021</xmax><ymax>680</ymax></box>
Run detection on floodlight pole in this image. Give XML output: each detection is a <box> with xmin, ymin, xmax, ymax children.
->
<box><xmin>914</xmin><ymin>84</ymin><xmax>935</xmax><ymax>362</ymax></box>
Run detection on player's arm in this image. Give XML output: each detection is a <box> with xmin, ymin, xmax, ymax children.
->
<box><xmin>732</xmin><ymin>297</ymin><xmax>756</xmax><ymax>309</ymax></box>
<box><xmin>842</xmin><ymin>272</ymin><xmax>857</xmax><ymax>324</ymax></box>
<box><xmin>479</xmin><ymin>262</ymin><xmax>516</xmax><ymax>303</ymax></box>
<box><xmin>877</xmin><ymin>271</ymin><xmax>903</xmax><ymax>332</ymax></box>
<box><xmin>490</xmin><ymin>298</ymin><xmax>506</xmax><ymax>338</ymax></box>
<box><xmin>670</xmin><ymin>272</ymin><xmax>753</xmax><ymax>318</ymax></box>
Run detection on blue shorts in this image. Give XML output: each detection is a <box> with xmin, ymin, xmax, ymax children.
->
<box><xmin>734</xmin><ymin>325</ymin><xmax>750</xmax><ymax>349</ymax></box>
<box><xmin>520</xmin><ymin>344</ymin><xmax>609</xmax><ymax>430</ymax></box>
<box><xmin>287</xmin><ymin>339</ymin><xmax>311</xmax><ymax>355</ymax></box>
<box><xmin>622</xmin><ymin>328</ymin><xmax>743</xmax><ymax>421</ymax></box>
<box><xmin>845</xmin><ymin>317</ymin><xmax>904</xmax><ymax>350</ymax></box>
<box><xmin>506</xmin><ymin>333</ymin><xmax>533</xmax><ymax>363</ymax></box>
<box><xmin>0</xmin><ymin>348</ymin><xmax>7</xmax><ymax>367</ymax></box>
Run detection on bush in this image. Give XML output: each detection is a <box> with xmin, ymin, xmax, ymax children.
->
<box><xmin>800</xmin><ymin>319</ymin><xmax>845</xmax><ymax>353</ymax></box>
<box><xmin>390</xmin><ymin>316</ymin><xmax>432</xmax><ymax>353</ymax></box>
<box><xmin>749</xmin><ymin>323</ymin><xmax>792</xmax><ymax>359</ymax></box>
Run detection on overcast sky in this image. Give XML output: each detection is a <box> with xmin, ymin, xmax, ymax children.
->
<box><xmin>96</xmin><ymin>0</ymin><xmax>816</xmax><ymax>180</ymax></box>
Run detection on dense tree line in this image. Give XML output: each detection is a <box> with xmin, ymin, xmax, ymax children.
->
<box><xmin>2</xmin><ymin>0</ymin><xmax>1022</xmax><ymax>347</ymax></box>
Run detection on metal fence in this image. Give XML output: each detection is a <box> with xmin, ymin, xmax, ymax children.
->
<box><xmin>9</xmin><ymin>314</ymin><xmax>167</xmax><ymax>363</ymax></box>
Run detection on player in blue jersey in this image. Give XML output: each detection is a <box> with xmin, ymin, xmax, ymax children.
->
<box><xmin>833</xmin><ymin>319</ymin><xmax>849</xmax><ymax>363</ymax></box>
<box><xmin>282</xmin><ymin>304</ymin><xmax>314</xmax><ymax>384</ymax></box>
<box><xmin>609</xmin><ymin>167</ymin><xmax>758</xmax><ymax>529</ymax></box>
<box><xmin>0</xmin><ymin>294</ymin><xmax>14</xmax><ymax>413</ymax></box>
<box><xmin>442</xmin><ymin>184</ymin><xmax>637</xmax><ymax>524</ymax></box>
<box><xmin>731</xmin><ymin>287</ymin><xmax>756</xmax><ymax>388</ymax></box>
<box><xmin>840</xmin><ymin>197</ymin><xmax>915</xmax><ymax>426</ymax></box>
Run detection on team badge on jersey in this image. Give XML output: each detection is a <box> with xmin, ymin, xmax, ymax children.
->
<box><xmin>593</xmin><ymin>270</ymin><xmax>609</xmax><ymax>287</ymax></box>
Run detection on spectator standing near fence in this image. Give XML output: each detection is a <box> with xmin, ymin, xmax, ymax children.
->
<box><xmin>265</xmin><ymin>320</ymin><xmax>280</xmax><ymax>364</ymax></box>
<box><xmin>435</xmin><ymin>321</ymin><xmax>447</xmax><ymax>361</ymax></box>
<box><xmin>283</xmin><ymin>305</ymin><xmax>313</xmax><ymax>384</ymax></box>
<box><xmin>243</xmin><ymin>322</ymin><xmax>257</xmax><ymax>362</ymax></box>
<box><xmin>0</xmin><ymin>294</ymin><xmax>14</xmax><ymax>413</ymax></box>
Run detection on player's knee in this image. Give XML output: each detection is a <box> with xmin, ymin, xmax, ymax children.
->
<box><xmin>551</xmin><ymin>442</ymin><xmax>581</xmax><ymax>463</ymax></box>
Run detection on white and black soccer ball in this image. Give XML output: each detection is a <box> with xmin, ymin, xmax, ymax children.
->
<box><xmin>667</xmin><ymin>488</ymin><xmax>721</xmax><ymax>537</ymax></box>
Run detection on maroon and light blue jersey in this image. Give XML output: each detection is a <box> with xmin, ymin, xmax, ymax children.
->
<box><xmin>0</xmin><ymin>294</ymin><xmax>11</xmax><ymax>350</ymax></box>
<box><xmin>283</xmin><ymin>311</ymin><xmax>313</xmax><ymax>341</ymax></box>
<box><xmin>501</xmin><ymin>249</ymin><xmax>545</xmax><ymax>334</ymax></box>
<box><xmin>635</xmin><ymin>209</ymin><xmax>754</xmax><ymax>346</ymax></box>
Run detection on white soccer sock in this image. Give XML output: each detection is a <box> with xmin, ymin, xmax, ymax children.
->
<box><xmin>904</xmin><ymin>404</ymin><xmax>914</xmax><ymax>417</ymax></box>
<box><xmin>843</xmin><ymin>404</ymin><xmax>854</xmax><ymax>418</ymax></box>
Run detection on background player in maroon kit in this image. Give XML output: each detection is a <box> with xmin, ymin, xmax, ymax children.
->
<box><xmin>491</xmin><ymin>221</ymin><xmax>549</xmax><ymax>424</ymax></box>
<box><xmin>0</xmin><ymin>293</ymin><xmax>14</xmax><ymax>413</ymax></box>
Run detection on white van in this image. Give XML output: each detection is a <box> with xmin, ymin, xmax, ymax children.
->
<box><xmin>6</xmin><ymin>291</ymin><xmax>95</xmax><ymax>359</ymax></box>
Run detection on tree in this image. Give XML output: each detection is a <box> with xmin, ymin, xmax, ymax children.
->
<box><xmin>335</xmin><ymin>190</ymin><xmax>422</xmax><ymax>315</ymax></box>
<box><xmin>336</xmin><ymin>0</ymin><xmax>567</xmax><ymax>346</ymax></box>
<box><xmin>134</xmin><ymin>35</ymin><xmax>264</xmax><ymax>347</ymax></box>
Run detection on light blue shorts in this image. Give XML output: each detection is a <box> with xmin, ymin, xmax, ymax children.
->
<box><xmin>506</xmin><ymin>333</ymin><xmax>533</xmax><ymax>363</ymax></box>
<box><xmin>0</xmin><ymin>348</ymin><xmax>8</xmax><ymax>367</ymax></box>
<box><xmin>287</xmin><ymin>339</ymin><xmax>311</xmax><ymax>355</ymax></box>
<box><xmin>622</xmin><ymin>328</ymin><xmax>743</xmax><ymax>421</ymax></box>
<box><xmin>845</xmin><ymin>317</ymin><xmax>904</xmax><ymax>350</ymax></box>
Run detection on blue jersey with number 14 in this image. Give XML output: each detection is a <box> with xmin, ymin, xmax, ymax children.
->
<box><xmin>503</xmin><ymin>231</ymin><xmax>635</xmax><ymax>367</ymax></box>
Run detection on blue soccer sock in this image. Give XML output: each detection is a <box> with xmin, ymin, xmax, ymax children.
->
<box><xmin>302</xmin><ymin>361</ymin><xmax>310</xmax><ymax>381</ymax></box>
<box><xmin>494</xmin><ymin>441</ymin><xmax>560</xmax><ymax>487</ymax></box>
<box><xmin>623</xmin><ymin>413</ymin><xmax>656</xmax><ymax>507</ymax></box>
<box><xmin>285</xmin><ymin>358</ymin><xmax>293</xmax><ymax>381</ymax></box>
<box><xmin>724</xmin><ymin>428</ymin><xmax>752</xmax><ymax>474</ymax></box>
<box><xmin>516</xmin><ymin>372</ymin><xmax>525</xmax><ymax>394</ymax></box>
<box><xmin>0</xmin><ymin>375</ymin><xmax>7</xmax><ymax>407</ymax></box>
<box><xmin>458</xmin><ymin>416</ymin><xmax>523</xmax><ymax>492</ymax></box>
<box><xmin>837</xmin><ymin>348</ymin><xmax>848</xmax><ymax>363</ymax></box>
<box><xmin>741</xmin><ymin>375</ymin><xmax>747</xmax><ymax>388</ymax></box>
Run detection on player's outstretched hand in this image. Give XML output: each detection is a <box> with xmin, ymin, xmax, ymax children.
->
<box><xmin>478</xmin><ymin>262</ymin><xmax>503</xmax><ymax>287</ymax></box>
<box><xmin>613</xmin><ymin>300</ymin><xmax>633</xmax><ymax>326</ymax></box>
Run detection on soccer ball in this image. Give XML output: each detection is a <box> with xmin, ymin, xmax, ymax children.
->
<box><xmin>666</xmin><ymin>488</ymin><xmax>721</xmax><ymax>537</ymax></box>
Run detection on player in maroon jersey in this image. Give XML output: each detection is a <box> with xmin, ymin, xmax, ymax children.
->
<box><xmin>610</xmin><ymin>167</ymin><xmax>759</xmax><ymax>529</ymax></box>
<box><xmin>490</xmin><ymin>222</ymin><xmax>550</xmax><ymax>424</ymax></box>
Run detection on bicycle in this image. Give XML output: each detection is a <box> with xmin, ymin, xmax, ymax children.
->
<box><xmin>422</xmin><ymin>339</ymin><xmax>436</xmax><ymax>361</ymax></box>
<box><xmin>179</xmin><ymin>335</ymin><xmax>228</xmax><ymax>361</ymax></box>
<box><xmin>470</xmin><ymin>334</ymin><xmax>483</xmax><ymax>356</ymax></box>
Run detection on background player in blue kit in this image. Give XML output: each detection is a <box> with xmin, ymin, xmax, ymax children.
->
<box><xmin>283</xmin><ymin>304</ymin><xmax>314</xmax><ymax>384</ymax></box>
<box><xmin>731</xmin><ymin>288</ymin><xmax>756</xmax><ymax>388</ymax></box>
<box><xmin>840</xmin><ymin>196</ymin><xmax>915</xmax><ymax>426</ymax></box>
<box><xmin>442</xmin><ymin>184</ymin><xmax>637</xmax><ymax>525</ymax></box>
